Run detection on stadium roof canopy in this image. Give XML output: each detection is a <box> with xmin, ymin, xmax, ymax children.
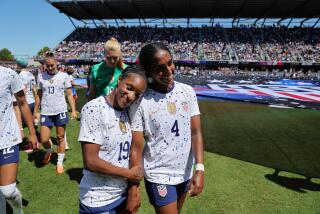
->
<box><xmin>49</xmin><ymin>0</ymin><xmax>320</xmax><ymax>20</ymax></box>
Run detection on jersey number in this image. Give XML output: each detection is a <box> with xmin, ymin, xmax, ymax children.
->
<box><xmin>118</xmin><ymin>141</ymin><xmax>130</xmax><ymax>161</ymax></box>
<box><xmin>171</xmin><ymin>120</ymin><xmax>180</xmax><ymax>136</ymax></box>
<box><xmin>48</xmin><ymin>86</ymin><xmax>55</xmax><ymax>94</ymax></box>
<box><xmin>2</xmin><ymin>147</ymin><xmax>14</xmax><ymax>155</ymax></box>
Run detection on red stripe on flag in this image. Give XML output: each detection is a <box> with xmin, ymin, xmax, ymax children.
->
<box><xmin>278</xmin><ymin>92</ymin><xmax>318</xmax><ymax>101</ymax></box>
<box><xmin>307</xmin><ymin>93</ymin><xmax>320</xmax><ymax>98</ymax></box>
<box><xmin>249</xmin><ymin>90</ymin><xmax>272</xmax><ymax>96</ymax></box>
<box><xmin>225</xmin><ymin>89</ymin><xmax>238</xmax><ymax>92</ymax></box>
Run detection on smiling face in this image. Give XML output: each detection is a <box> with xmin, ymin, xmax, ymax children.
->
<box><xmin>114</xmin><ymin>73</ymin><xmax>147</xmax><ymax>109</ymax></box>
<box><xmin>149</xmin><ymin>50</ymin><xmax>175</xmax><ymax>90</ymax></box>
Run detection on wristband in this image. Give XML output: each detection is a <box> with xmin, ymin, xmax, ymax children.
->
<box><xmin>195</xmin><ymin>163</ymin><xmax>205</xmax><ymax>171</ymax></box>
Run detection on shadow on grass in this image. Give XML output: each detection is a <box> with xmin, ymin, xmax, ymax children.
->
<box><xmin>200</xmin><ymin>101</ymin><xmax>320</xmax><ymax>179</ymax></box>
<box><xmin>27</xmin><ymin>150</ymin><xmax>58</xmax><ymax>168</ymax></box>
<box><xmin>66</xmin><ymin>168</ymin><xmax>83</xmax><ymax>184</ymax></box>
<box><xmin>265</xmin><ymin>170</ymin><xmax>320</xmax><ymax>193</ymax></box>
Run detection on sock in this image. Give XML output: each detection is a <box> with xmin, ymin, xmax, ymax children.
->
<box><xmin>0</xmin><ymin>192</ymin><xmax>6</xmax><ymax>214</ymax></box>
<box><xmin>0</xmin><ymin>183</ymin><xmax>23</xmax><ymax>214</ymax></box>
<box><xmin>57</xmin><ymin>153</ymin><xmax>65</xmax><ymax>166</ymax></box>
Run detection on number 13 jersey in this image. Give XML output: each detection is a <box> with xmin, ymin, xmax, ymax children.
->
<box><xmin>129</xmin><ymin>81</ymin><xmax>200</xmax><ymax>185</ymax></box>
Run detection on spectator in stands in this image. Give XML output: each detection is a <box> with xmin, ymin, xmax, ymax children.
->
<box><xmin>88</xmin><ymin>37</ymin><xmax>128</xmax><ymax>100</ymax></box>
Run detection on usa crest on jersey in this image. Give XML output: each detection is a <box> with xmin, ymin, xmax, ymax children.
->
<box><xmin>181</xmin><ymin>101</ymin><xmax>189</xmax><ymax>112</ymax></box>
<box><xmin>157</xmin><ymin>184</ymin><xmax>167</xmax><ymax>197</ymax></box>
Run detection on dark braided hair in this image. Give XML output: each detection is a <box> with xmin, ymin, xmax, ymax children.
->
<box><xmin>122</xmin><ymin>64</ymin><xmax>147</xmax><ymax>82</ymax></box>
<box><xmin>138</xmin><ymin>43</ymin><xmax>171</xmax><ymax>77</ymax></box>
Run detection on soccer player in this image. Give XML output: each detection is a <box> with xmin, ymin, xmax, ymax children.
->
<box><xmin>128</xmin><ymin>43</ymin><xmax>205</xmax><ymax>214</ymax></box>
<box><xmin>88</xmin><ymin>37</ymin><xmax>128</xmax><ymax>100</ymax></box>
<box><xmin>0</xmin><ymin>65</ymin><xmax>37</xmax><ymax>214</ymax></box>
<box><xmin>34</xmin><ymin>53</ymin><xmax>77</xmax><ymax>174</ymax></box>
<box><xmin>78</xmin><ymin>65</ymin><xmax>147</xmax><ymax>213</ymax></box>
<box><xmin>16</xmin><ymin>59</ymin><xmax>39</xmax><ymax>152</ymax></box>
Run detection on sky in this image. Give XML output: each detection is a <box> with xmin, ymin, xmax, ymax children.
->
<box><xmin>0</xmin><ymin>0</ymin><xmax>76</xmax><ymax>57</ymax></box>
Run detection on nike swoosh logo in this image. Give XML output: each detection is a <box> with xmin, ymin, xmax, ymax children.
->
<box><xmin>4</xmin><ymin>155</ymin><xmax>13</xmax><ymax>159</ymax></box>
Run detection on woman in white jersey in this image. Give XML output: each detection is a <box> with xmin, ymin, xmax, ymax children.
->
<box><xmin>78</xmin><ymin>65</ymin><xmax>147</xmax><ymax>214</ymax></box>
<box><xmin>34</xmin><ymin>52</ymin><xmax>77</xmax><ymax>174</ymax></box>
<box><xmin>0</xmin><ymin>66</ymin><xmax>37</xmax><ymax>214</ymax></box>
<box><xmin>128</xmin><ymin>43</ymin><xmax>204</xmax><ymax>214</ymax></box>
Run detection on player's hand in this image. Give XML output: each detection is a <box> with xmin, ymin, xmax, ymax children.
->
<box><xmin>71</xmin><ymin>111</ymin><xmax>78</xmax><ymax>120</ymax></box>
<box><xmin>189</xmin><ymin>170</ymin><xmax>204</xmax><ymax>197</ymax></box>
<box><xmin>126</xmin><ymin>184</ymin><xmax>141</xmax><ymax>214</ymax></box>
<box><xmin>28</xmin><ymin>133</ymin><xmax>38</xmax><ymax>150</ymax></box>
<box><xmin>127</xmin><ymin>166</ymin><xmax>143</xmax><ymax>183</ymax></box>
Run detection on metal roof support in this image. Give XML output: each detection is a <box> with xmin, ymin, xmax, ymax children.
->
<box><xmin>114</xmin><ymin>19</ymin><xmax>119</xmax><ymax>28</ymax></box>
<box><xmin>312</xmin><ymin>18</ymin><xmax>320</xmax><ymax>28</ymax></box>
<box><xmin>286</xmin><ymin>18</ymin><xmax>294</xmax><ymax>27</ymax></box>
<box><xmin>210</xmin><ymin>0</ymin><xmax>221</xmax><ymax>20</ymax></box>
<box><xmin>159</xmin><ymin>0</ymin><xmax>167</xmax><ymax>23</ymax></box>
<box><xmin>92</xmin><ymin>19</ymin><xmax>98</xmax><ymax>28</ymax></box>
<box><xmin>187</xmin><ymin>18</ymin><xmax>190</xmax><ymax>28</ymax></box>
<box><xmin>101</xmin><ymin>0</ymin><xmax>126</xmax><ymax>23</ymax></box>
<box><xmin>300</xmin><ymin>17</ymin><xmax>311</xmax><ymax>27</ymax></box>
<box><xmin>67</xmin><ymin>15</ymin><xmax>77</xmax><ymax>29</ymax></box>
<box><xmin>277</xmin><ymin>18</ymin><xmax>285</xmax><ymax>26</ymax></box>
<box><xmin>261</xmin><ymin>18</ymin><xmax>267</xmax><ymax>27</ymax></box>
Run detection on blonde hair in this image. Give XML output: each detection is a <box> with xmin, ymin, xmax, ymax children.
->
<box><xmin>104</xmin><ymin>37</ymin><xmax>124</xmax><ymax>69</ymax></box>
<box><xmin>104</xmin><ymin>37</ymin><xmax>121</xmax><ymax>53</ymax></box>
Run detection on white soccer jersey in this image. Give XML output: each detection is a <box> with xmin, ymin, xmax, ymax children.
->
<box><xmin>37</xmin><ymin>71</ymin><xmax>71</xmax><ymax>115</ymax></box>
<box><xmin>19</xmin><ymin>69</ymin><xmax>36</xmax><ymax>104</ymax></box>
<box><xmin>129</xmin><ymin>81</ymin><xmax>200</xmax><ymax>185</ymax></box>
<box><xmin>78</xmin><ymin>96</ymin><xmax>132</xmax><ymax>207</ymax></box>
<box><xmin>0</xmin><ymin>66</ymin><xmax>24</xmax><ymax>150</ymax></box>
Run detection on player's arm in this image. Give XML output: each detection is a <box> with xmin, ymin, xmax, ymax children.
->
<box><xmin>34</xmin><ymin>89</ymin><xmax>42</xmax><ymax>119</ymax></box>
<box><xmin>15</xmin><ymin>90</ymin><xmax>37</xmax><ymax>148</ymax></box>
<box><xmin>32</xmin><ymin>84</ymin><xmax>39</xmax><ymax>116</ymax></box>
<box><xmin>88</xmin><ymin>82</ymin><xmax>97</xmax><ymax>101</ymax></box>
<box><xmin>189</xmin><ymin>114</ymin><xmax>204</xmax><ymax>197</ymax></box>
<box><xmin>81</xmin><ymin>142</ymin><xmax>143</xmax><ymax>182</ymax></box>
<box><xmin>66</xmin><ymin>87</ymin><xmax>77</xmax><ymax>119</ymax></box>
<box><xmin>126</xmin><ymin>131</ymin><xmax>145</xmax><ymax>213</ymax></box>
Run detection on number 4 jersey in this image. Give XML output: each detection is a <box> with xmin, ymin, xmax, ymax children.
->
<box><xmin>78</xmin><ymin>96</ymin><xmax>132</xmax><ymax>208</ymax></box>
<box><xmin>129</xmin><ymin>81</ymin><xmax>200</xmax><ymax>185</ymax></box>
<box><xmin>37</xmin><ymin>71</ymin><xmax>71</xmax><ymax>115</ymax></box>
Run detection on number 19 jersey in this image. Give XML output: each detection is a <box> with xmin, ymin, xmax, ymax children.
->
<box><xmin>78</xmin><ymin>96</ymin><xmax>132</xmax><ymax>208</ymax></box>
<box><xmin>129</xmin><ymin>81</ymin><xmax>200</xmax><ymax>185</ymax></box>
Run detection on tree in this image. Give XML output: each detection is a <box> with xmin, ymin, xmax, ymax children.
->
<box><xmin>37</xmin><ymin>46</ymin><xmax>50</xmax><ymax>57</ymax></box>
<box><xmin>0</xmin><ymin>48</ymin><xmax>14</xmax><ymax>61</ymax></box>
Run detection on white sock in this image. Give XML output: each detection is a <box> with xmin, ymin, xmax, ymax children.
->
<box><xmin>0</xmin><ymin>192</ymin><xmax>6</xmax><ymax>214</ymax></box>
<box><xmin>57</xmin><ymin>153</ymin><xmax>65</xmax><ymax>166</ymax></box>
<box><xmin>0</xmin><ymin>183</ymin><xmax>23</xmax><ymax>214</ymax></box>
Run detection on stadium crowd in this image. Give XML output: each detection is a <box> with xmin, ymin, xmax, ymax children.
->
<box><xmin>54</xmin><ymin>26</ymin><xmax>320</xmax><ymax>63</ymax></box>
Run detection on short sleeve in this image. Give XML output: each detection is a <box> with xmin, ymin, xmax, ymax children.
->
<box><xmin>188</xmin><ymin>86</ymin><xmax>200</xmax><ymax>117</ymax></box>
<box><xmin>128</xmin><ymin>99</ymin><xmax>144</xmax><ymax>132</ymax></box>
<box><xmin>10</xmin><ymin>71</ymin><xmax>24</xmax><ymax>94</ymax></box>
<box><xmin>65</xmin><ymin>74</ymin><xmax>72</xmax><ymax>88</ymax></box>
<box><xmin>37</xmin><ymin>74</ymin><xmax>42</xmax><ymax>90</ymax></box>
<box><xmin>78</xmin><ymin>102</ymin><xmax>104</xmax><ymax>145</ymax></box>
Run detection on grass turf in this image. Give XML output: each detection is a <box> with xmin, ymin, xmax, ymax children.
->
<box><xmin>15</xmin><ymin>91</ymin><xmax>320</xmax><ymax>213</ymax></box>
